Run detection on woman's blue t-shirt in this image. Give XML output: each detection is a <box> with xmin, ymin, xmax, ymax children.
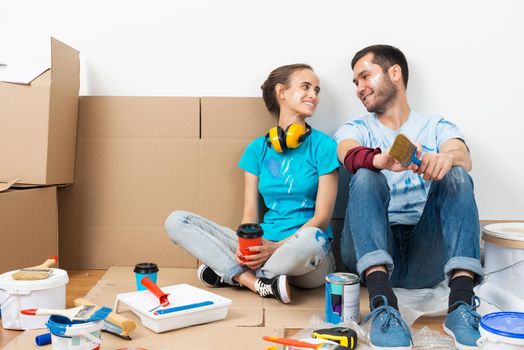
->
<box><xmin>238</xmin><ymin>129</ymin><xmax>339</xmax><ymax>241</ymax></box>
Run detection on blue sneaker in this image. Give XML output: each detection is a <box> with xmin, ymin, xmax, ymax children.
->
<box><xmin>364</xmin><ymin>295</ymin><xmax>412</xmax><ymax>350</ymax></box>
<box><xmin>443</xmin><ymin>296</ymin><xmax>481</xmax><ymax>350</ymax></box>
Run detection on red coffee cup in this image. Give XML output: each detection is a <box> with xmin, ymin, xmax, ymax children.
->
<box><xmin>237</xmin><ymin>223</ymin><xmax>263</xmax><ymax>261</ymax></box>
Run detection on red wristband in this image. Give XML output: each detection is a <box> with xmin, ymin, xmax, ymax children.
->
<box><xmin>343</xmin><ymin>146</ymin><xmax>382</xmax><ymax>173</ymax></box>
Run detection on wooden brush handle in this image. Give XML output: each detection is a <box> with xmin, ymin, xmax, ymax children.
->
<box><xmin>74</xmin><ymin>298</ymin><xmax>136</xmax><ymax>336</ymax></box>
<box><xmin>30</xmin><ymin>256</ymin><xmax>58</xmax><ymax>269</ymax></box>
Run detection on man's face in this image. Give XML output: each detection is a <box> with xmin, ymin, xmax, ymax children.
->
<box><xmin>352</xmin><ymin>53</ymin><xmax>397</xmax><ymax>114</ymax></box>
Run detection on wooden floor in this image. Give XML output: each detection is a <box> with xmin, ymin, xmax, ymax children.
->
<box><xmin>0</xmin><ymin>269</ymin><xmax>445</xmax><ymax>348</ymax></box>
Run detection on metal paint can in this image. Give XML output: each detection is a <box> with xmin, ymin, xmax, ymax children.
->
<box><xmin>325</xmin><ymin>272</ymin><xmax>360</xmax><ymax>324</ymax></box>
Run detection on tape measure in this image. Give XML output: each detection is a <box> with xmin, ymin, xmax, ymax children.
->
<box><xmin>312</xmin><ymin>327</ymin><xmax>357</xmax><ymax>349</ymax></box>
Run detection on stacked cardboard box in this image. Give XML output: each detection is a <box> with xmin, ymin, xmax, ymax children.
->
<box><xmin>0</xmin><ymin>38</ymin><xmax>79</xmax><ymax>272</ymax></box>
<box><xmin>58</xmin><ymin>96</ymin><xmax>277</xmax><ymax>268</ymax></box>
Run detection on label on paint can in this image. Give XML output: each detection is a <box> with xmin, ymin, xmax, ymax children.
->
<box><xmin>325</xmin><ymin>272</ymin><xmax>360</xmax><ymax>324</ymax></box>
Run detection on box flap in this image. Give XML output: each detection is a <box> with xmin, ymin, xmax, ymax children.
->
<box><xmin>0</xmin><ymin>179</ymin><xmax>19</xmax><ymax>193</ymax></box>
<box><xmin>46</xmin><ymin>37</ymin><xmax>80</xmax><ymax>184</ymax></box>
<box><xmin>0</xmin><ymin>62</ymin><xmax>49</xmax><ymax>85</ymax></box>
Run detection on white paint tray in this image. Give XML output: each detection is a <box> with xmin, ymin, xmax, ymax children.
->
<box><xmin>114</xmin><ymin>283</ymin><xmax>232</xmax><ymax>333</ymax></box>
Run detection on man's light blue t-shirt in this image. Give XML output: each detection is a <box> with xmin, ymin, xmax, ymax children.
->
<box><xmin>238</xmin><ymin>129</ymin><xmax>340</xmax><ymax>241</ymax></box>
<box><xmin>334</xmin><ymin>110</ymin><xmax>465</xmax><ymax>225</ymax></box>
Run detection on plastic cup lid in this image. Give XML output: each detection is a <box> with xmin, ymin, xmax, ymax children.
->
<box><xmin>483</xmin><ymin>223</ymin><xmax>524</xmax><ymax>241</ymax></box>
<box><xmin>480</xmin><ymin>312</ymin><xmax>524</xmax><ymax>339</ymax></box>
<box><xmin>236</xmin><ymin>223</ymin><xmax>263</xmax><ymax>238</ymax></box>
<box><xmin>134</xmin><ymin>262</ymin><xmax>158</xmax><ymax>274</ymax></box>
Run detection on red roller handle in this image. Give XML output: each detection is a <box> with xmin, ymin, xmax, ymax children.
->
<box><xmin>140</xmin><ymin>276</ymin><xmax>170</xmax><ymax>306</ymax></box>
<box><xmin>21</xmin><ymin>308</ymin><xmax>37</xmax><ymax>316</ymax></box>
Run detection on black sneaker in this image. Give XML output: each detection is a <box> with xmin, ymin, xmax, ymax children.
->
<box><xmin>197</xmin><ymin>264</ymin><xmax>229</xmax><ymax>288</ymax></box>
<box><xmin>255</xmin><ymin>275</ymin><xmax>291</xmax><ymax>304</ymax></box>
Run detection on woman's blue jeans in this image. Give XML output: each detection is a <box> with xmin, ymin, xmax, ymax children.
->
<box><xmin>340</xmin><ymin>167</ymin><xmax>483</xmax><ymax>288</ymax></box>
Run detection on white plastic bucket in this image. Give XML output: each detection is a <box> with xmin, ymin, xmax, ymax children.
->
<box><xmin>482</xmin><ymin>223</ymin><xmax>524</xmax><ymax>304</ymax></box>
<box><xmin>477</xmin><ymin>312</ymin><xmax>524</xmax><ymax>349</ymax></box>
<box><xmin>47</xmin><ymin>315</ymin><xmax>103</xmax><ymax>350</ymax></box>
<box><xmin>0</xmin><ymin>268</ymin><xmax>68</xmax><ymax>330</ymax></box>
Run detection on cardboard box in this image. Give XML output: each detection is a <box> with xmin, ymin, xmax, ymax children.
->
<box><xmin>201</xmin><ymin>97</ymin><xmax>276</xmax><ymax>139</ymax></box>
<box><xmin>199</xmin><ymin>140</ymin><xmax>250</xmax><ymax>229</ymax></box>
<box><xmin>0</xmin><ymin>186</ymin><xmax>58</xmax><ymax>273</ymax></box>
<box><xmin>58</xmin><ymin>97</ymin><xmax>201</xmax><ymax>269</ymax></box>
<box><xmin>0</xmin><ymin>38</ymin><xmax>80</xmax><ymax>185</ymax></box>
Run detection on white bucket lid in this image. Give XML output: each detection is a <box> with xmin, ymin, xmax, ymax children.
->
<box><xmin>483</xmin><ymin>223</ymin><xmax>524</xmax><ymax>241</ymax></box>
<box><xmin>0</xmin><ymin>268</ymin><xmax>68</xmax><ymax>295</ymax></box>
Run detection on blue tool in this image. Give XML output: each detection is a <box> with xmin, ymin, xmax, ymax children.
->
<box><xmin>154</xmin><ymin>301</ymin><xmax>214</xmax><ymax>315</ymax></box>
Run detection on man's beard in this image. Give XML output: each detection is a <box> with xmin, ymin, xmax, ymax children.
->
<box><xmin>366</xmin><ymin>75</ymin><xmax>398</xmax><ymax>114</ymax></box>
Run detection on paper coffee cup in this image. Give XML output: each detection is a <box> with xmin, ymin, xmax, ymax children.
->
<box><xmin>134</xmin><ymin>262</ymin><xmax>158</xmax><ymax>291</ymax></box>
<box><xmin>237</xmin><ymin>223</ymin><xmax>263</xmax><ymax>260</ymax></box>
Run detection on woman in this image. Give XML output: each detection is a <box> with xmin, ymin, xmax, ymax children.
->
<box><xmin>165</xmin><ymin>64</ymin><xmax>339</xmax><ymax>304</ymax></box>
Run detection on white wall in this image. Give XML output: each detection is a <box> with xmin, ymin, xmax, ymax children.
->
<box><xmin>2</xmin><ymin>0</ymin><xmax>523</xmax><ymax>220</ymax></box>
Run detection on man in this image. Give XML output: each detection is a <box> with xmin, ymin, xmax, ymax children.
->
<box><xmin>334</xmin><ymin>45</ymin><xmax>482</xmax><ymax>350</ymax></box>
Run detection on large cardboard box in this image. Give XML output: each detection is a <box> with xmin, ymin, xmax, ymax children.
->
<box><xmin>58</xmin><ymin>97</ymin><xmax>200</xmax><ymax>269</ymax></box>
<box><xmin>0</xmin><ymin>186</ymin><xmax>58</xmax><ymax>273</ymax></box>
<box><xmin>201</xmin><ymin>97</ymin><xmax>276</xmax><ymax>139</ymax></box>
<box><xmin>199</xmin><ymin>97</ymin><xmax>277</xmax><ymax>230</ymax></box>
<box><xmin>0</xmin><ymin>37</ymin><xmax>80</xmax><ymax>185</ymax></box>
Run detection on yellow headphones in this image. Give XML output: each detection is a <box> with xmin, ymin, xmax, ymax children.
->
<box><xmin>265</xmin><ymin>123</ymin><xmax>312</xmax><ymax>153</ymax></box>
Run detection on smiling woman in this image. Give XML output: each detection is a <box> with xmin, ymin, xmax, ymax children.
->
<box><xmin>165</xmin><ymin>63</ymin><xmax>340</xmax><ymax>305</ymax></box>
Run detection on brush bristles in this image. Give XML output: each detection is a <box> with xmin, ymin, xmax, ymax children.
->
<box><xmin>74</xmin><ymin>305</ymin><xmax>96</xmax><ymax>319</ymax></box>
<box><xmin>12</xmin><ymin>269</ymin><xmax>53</xmax><ymax>280</ymax></box>
<box><xmin>390</xmin><ymin>134</ymin><xmax>417</xmax><ymax>166</ymax></box>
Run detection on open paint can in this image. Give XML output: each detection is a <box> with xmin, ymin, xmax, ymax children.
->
<box><xmin>325</xmin><ymin>272</ymin><xmax>360</xmax><ymax>324</ymax></box>
<box><xmin>481</xmin><ymin>223</ymin><xmax>524</xmax><ymax>309</ymax></box>
<box><xmin>478</xmin><ymin>312</ymin><xmax>524</xmax><ymax>349</ymax></box>
<box><xmin>46</xmin><ymin>315</ymin><xmax>103</xmax><ymax>350</ymax></box>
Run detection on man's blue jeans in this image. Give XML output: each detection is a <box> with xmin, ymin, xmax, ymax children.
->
<box><xmin>340</xmin><ymin>167</ymin><xmax>483</xmax><ymax>288</ymax></box>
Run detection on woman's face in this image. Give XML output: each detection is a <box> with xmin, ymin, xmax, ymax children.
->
<box><xmin>279</xmin><ymin>69</ymin><xmax>320</xmax><ymax>117</ymax></box>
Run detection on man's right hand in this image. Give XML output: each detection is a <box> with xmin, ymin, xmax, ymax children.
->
<box><xmin>373</xmin><ymin>149</ymin><xmax>412</xmax><ymax>172</ymax></box>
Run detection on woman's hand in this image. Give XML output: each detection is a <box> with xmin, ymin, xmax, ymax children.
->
<box><xmin>236</xmin><ymin>239</ymin><xmax>282</xmax><ymax>270</ymax></box>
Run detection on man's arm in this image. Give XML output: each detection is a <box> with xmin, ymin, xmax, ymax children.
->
<box><xmin>440</xmin><ymin>138</ymin><xmax>472</xmax><ymax>171</ymax></box>
<box><xmin>416</xmin><ymin>138</ymin><xmax>472</xmax><ymax>181</ymax></box>
<box><xmin>337</xmin><ymin>139</ymin><xmax>361</xmax><ymax>164</ymax></box>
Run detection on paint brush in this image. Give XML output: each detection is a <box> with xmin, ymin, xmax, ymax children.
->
<box><xmin>21</xmin><ymin>304</ymin><xmax>112</xmax><ymax>322</ymax></box>
<box><xmin>11</xmin><ymin>256</ymin><xmax>58</xmax><ymax>280</ymax></box>
<box><xmin>263</xmin><ymin>336</ymin><xmax>347</xmax><ymax>350</ymax></box>
<box><xmin>389</xmin><ymin>134</ymin><xmax>421</xmax><ymax>167</ymax></box>
<box><xmin>74</xmin><ymin>298</ymin><xmax>136</xmax><ymax>340</ymax></box>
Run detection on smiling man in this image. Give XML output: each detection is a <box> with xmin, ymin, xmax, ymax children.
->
<box><xmin>334</xmin><ymin>45</ymin><xmax>483</xmax><ymax>350</ymax></box>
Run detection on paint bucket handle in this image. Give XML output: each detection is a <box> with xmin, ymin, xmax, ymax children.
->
<box><xmin>0</xmin><ymin>291</ymin><xmax>12</xmax><ymax>307</ymax></box>
<box><xmin>80</xmin><ymin>330</ymin><xmax>102</xmax><ymax>344</ymax></box>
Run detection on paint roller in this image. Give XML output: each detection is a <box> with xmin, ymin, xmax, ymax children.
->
<box><xmin>74</xmin><ymin>298</ymin><xmax>136</xmax><ymax>340</ymax></box>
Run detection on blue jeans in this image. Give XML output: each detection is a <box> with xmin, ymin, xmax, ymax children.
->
<box><xmin>165</xmin><ymin>211</ymin><xmax>335</xmax><ymax>288</ymax></box>
<box><xmin>340</xmin><ymin>167</ymin><xmax>482</xmax><ymax>289</ymax></box>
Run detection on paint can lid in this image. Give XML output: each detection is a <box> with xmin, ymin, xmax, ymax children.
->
<box><xmin>0</xmin><ymin>268</ymin><xmax>68</xmax><ymax>294</ymax></box>
<box><xmin>326</xmin><ymin>272</ymin><xmax>360</xmax><ymax>285</ymax></box>
<box><xmin>480</xmin><ymin>312</ymin><xmax>524</xmax><ymax>339</ymax></box>
<box><xmin>483</xmin><ymin>223</ymin><xmax>524</xmax><ymax>241</ymax></box>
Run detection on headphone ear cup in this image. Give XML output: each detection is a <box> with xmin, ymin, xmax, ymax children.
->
<box><xmin>267</xmin><ymin>126</ymin><xmax>285</xmax><ymax>153</ymax></box>
<box><xmin>285</xmin><ymin>124</ymin><xmax>307</xmax><ymax>149</ymax></box>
